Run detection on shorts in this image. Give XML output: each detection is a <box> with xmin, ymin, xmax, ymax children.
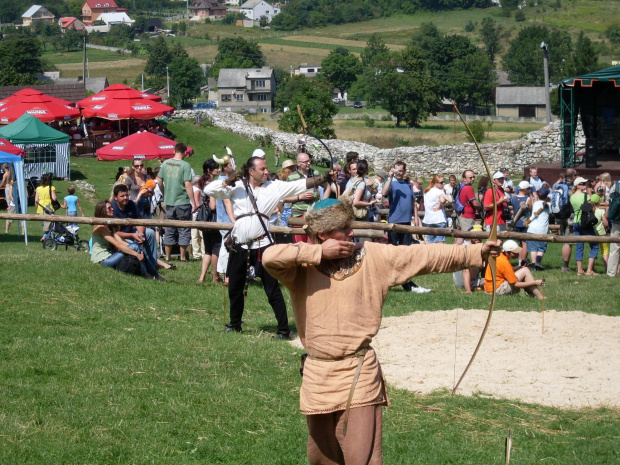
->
<box><xmin>527</xmin><ymin>240</ymin><xmax>548</xmax><ymax>253</ymax></box>
<box><xmin>457</xmin><ymin>216</ymin><xmax>475</xmax><ymax>231</ymax></box>
<box><xmin>496</xmin><ymin>280</ymin><xmax>519</xmax><ymax>296</ymax></box>
<box><xmin>163</xmin><ymin>204</ymin><xmax>192</xmax><ymax>246</ymax></box>
<box><xmin>202</xmin><ymin>231</ymin><xmax>221</xmax><ymax>255</ymax></box>
<box><xmin>7</xmin><ymin>204</ymin><xmax>15</xmax><ymax>223</ymax></box>
<box><xmin>558</xmin><ymin>218</ymin><xmax>575</xmax><ymax>245</ymax></box>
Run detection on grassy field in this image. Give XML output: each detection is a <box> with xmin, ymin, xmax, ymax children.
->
<box><xmin>1</xmin><ymin>120</ymin><xmax>618</xmax><ymax>464</ymax></box>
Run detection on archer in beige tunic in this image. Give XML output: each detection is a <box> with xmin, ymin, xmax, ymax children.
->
<box><xmin>263</xmin><ymin>241</ymin><xmax>485</xmax><ymax>415</ymax></box>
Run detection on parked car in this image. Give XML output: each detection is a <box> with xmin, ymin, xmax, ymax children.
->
<box><xmin>332</xmin><ymin>98</ymin><xmax>341</xmax><ymax>103</ymax></box>
<box><xmin>353</xmin><ymin>101</ymin><xmax>363</xmax><ymax>108</ymax></box>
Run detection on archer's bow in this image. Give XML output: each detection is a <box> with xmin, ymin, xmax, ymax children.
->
<box><xmin>297</xmin><ymin>105</ymin><xmax>334</xmax><ymax>169</ymax></box>
<box><xmin>452</xmin><ymin>103</ymin><xmax>498</xmax><ymax>395</ymax></box>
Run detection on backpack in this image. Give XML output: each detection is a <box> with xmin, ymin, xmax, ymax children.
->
<box><xmin>196</xmin><ymin>196</ymin><xmax>218</xmax><ymax>234</ymax></box>
<box><xmin>453</xmin><ymin>182</ymin><xmax>467</xmax><ymax>214</ymax></box>
<box><xmin>579</xmin><ymin>194</ymin><xmax>598</xmax><ymax>229</ymax></box>
<box><xmin>550</xmin><ymin>183</ymin><xmax>572</xmax><ymax>219</ymax></box>
<box><xmin>115</xmin><ymin>254</ymin><xmax>142</xmax><ymax>276</ymax></box>
<box><xmin>608</xmin><ymin>182</ymin><xmax>620</xmax><ymax>223</ymax></box>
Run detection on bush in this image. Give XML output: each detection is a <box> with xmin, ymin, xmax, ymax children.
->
<box><xmin>465</xmin><ymin>120</ymin><xmax>485</xmax><ymax>143</ymax></box>
<box><xmin>464</xmin><ymin>20</ymin><xmax>476</xmax><ymax>32</ymax></box>
<box><xmin>381</xmin><ymin>115</ymin><xmax>393</xmax><ymax>121</ymax></box>
<box><xmin>255</xmin><ymin>133</ymin><xmax>273</xmax><ymax>147</ymax></box>
<box><xmin>514</xmin><ymin>10</ymin><xmax>526</xmax><ymax>22</ymax></box>
<box><xmin>363</xmin><ymin>115</ymin><xmax>375</xmax><ymax>127</ymax></box>
<box><xmin>200</xmin><ymin>116</ymin><xmax>213</xmax><ymax>128</ymax></box>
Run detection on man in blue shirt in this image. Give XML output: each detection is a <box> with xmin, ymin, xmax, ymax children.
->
<box><xmin>381</xmin><ymin>161</ymin><xmax>430</xmax><ymax>294</ymax></box>
<box><xmin>111</xmin><ymin>184</ymin><xmax>164</xmax><ymax>280</ymax></box>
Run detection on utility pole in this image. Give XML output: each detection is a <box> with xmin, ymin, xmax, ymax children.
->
<box><xmin>82</xmin><ymin>31</ymin><xmax>87</xmax><ymax>83</ymax></box>
<box><xmin>540</xmin><ymin>41</ymin><xmax>551</xmax><ymax>124</ymax></box>
<box><xmin>166</xmin><ymin>66</ymin><xmax>170</xmax><ymax>99</ymax></box>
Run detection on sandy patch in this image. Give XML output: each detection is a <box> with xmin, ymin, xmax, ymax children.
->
<box><xmin>292</xmin><ymin>310</ymin><xmax>620</xmax><ymax>409</ymax></box>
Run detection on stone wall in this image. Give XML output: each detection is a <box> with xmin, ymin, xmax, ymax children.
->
<box><xmin>174</xmin><ymin>109</ymin><xmax>585</xmax><ymax>177</ymax></box>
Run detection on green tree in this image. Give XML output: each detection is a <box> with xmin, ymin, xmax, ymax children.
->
<box><xmin>170</xmin><ymin>56</ymin><xmax>203</xmax><ymax>106</ymax></box>
<box><xmin>567</xmin><ymin>31</ymin><xmax>600</xmax><ymax>77</ymax></box>
<box><xmin>178</xmin><ymin>21</ymin><xmax>187</xmax><ymax>36</ymax></box>
<box><xmin>367</xmin><ymin>45</ymin><xmax>440</xmax><ymax>127</ymax></box>
<box><xmin>144</xmin><ymin>36</ymin><xmax>172</xmax><ymax>77</ymax></box>
<box><xmin>0</xmin><ymin>35</ymin><xmax>42</xmax><ymax>77</ymax></box>
<box><xmin>502</xmin><ymin>25</ymin><xmax>572</xmax><ymax>85</ymax></box>
<box><xmin>278</xmin><ymin>77</ymin><xmax>337</xmax><ymax>138</ymax></box>
<box><xmin>606</xmin><ymin>24</ymin><xmax>620</xmax><ymax>44</ymax></box>
<box><xmin>271</xmin><ymin>13</ymin><xmax>301</xmax><ymax>31</ymax></box>
<box><xmin>479</xmin><ymin>17</ymin><xmax>506</xmax><ymax>64</ymax></box>
<box><xmin>360</xmin><ymin>34</ymin><xmax>390</xmax><ymax>69</ymax></box>
<box><xmin>447</xmin><ymin>49</ymin><xmax>496</xmax><ymax>106</ymax></box>
<box><xmin>210</xmin><ymin>37</ymin><xmax>266</xmax><ymax>78</ymax></box>
<box><xmin>320</xmin><ymin>48</ymin><xmax>362</xmax><ymax>94</ymax></box>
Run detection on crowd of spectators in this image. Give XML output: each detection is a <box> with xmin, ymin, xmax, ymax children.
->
<box><xmin>84</xmin><ymin>144</ymin><xmax>619</xmax><ymax>303</ymax></box>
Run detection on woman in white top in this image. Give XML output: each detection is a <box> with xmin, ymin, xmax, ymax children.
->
<box><xmin>526</xmin><ymin>187</ymin><xmax>551</xmax><ymax>271</ymax></box>
<box><xmin>352</xmin><ymin>160</ymin><xmax>377</xmax><ymax>221</ymax></box>
<box><xmin>423</xmin><ymin>175</ymin><xmax>448</xmax><ymax>243</ymax></box>
<box><xmin>191</xmin><ymin>175</ymin><xmax>205</xmax><ymax>260</ymax></box>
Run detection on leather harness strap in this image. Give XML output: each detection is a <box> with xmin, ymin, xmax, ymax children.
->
<box><xmin>235</xmin><ymin>212</ymin><xmax>270</xmax><ymax>221</ymax></box>
<box><xmin>307</xmin><ymin>346</ymin><xmax>370</xmax><ymax>437</ymax></box>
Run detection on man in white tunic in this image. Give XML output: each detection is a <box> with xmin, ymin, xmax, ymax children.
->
<box><xmin>204</xmin><ymin>156</ymin><xmax>327</xmax><ymax>339</ymax></box>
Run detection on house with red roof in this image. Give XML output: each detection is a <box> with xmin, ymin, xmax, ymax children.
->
<box><xmin>59</xmin><ymin>17</ymin><xmax>87</xmax><ymax>32</ymax></box>
<box><xmin>81</xmin><ymin>0</ymin><xmax>118</xmax><ymax>24</ymax></box>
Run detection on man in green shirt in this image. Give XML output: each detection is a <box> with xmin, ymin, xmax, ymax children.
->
<box><xmin>156</xmin><ymin>143</ymin><xmax>196</xmax><ymax>261</ymax></box>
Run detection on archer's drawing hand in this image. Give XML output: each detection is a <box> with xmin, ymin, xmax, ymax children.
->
<box><xmin>481</xmin><ymin>239</ymin><xmax>502</xmax><ymax>260</ymax></box>
<box><xmin>224</xmin><ymin>172</ymin><xmax>243</xmax><ymax>187</ymax></box>
<box><xmin>321</xmin><ymin>239</ymin><xmax>355</xmax><ymax>260</ymax></box>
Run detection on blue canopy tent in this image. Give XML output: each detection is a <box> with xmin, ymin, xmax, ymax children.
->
<box><xmin>0</xmin><ymin>151</ymin><xmax>28</xmax><ymax>244</ymax></box>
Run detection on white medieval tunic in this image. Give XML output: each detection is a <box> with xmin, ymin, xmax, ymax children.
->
<box><xmin>204</xmin><ymin>178</ymin><xmax>308</xmax><ymax>249</ymax></box>
<box><xmin>263</xmin><ymin>241</ymin><xmax>485</xmax><ymax>414</ymax></box>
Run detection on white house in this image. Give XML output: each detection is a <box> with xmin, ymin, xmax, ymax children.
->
<box><xmin>239</xmin><ymin>0</ymin><xmax>280</xmax><ymax>23</ymax></box>
<box><xmin>294</xmin><ymin>63</ymin><xmax>321</xmax><ymax>78</ymax></box>
<box><xmin>98</xmin><ymin>12</ymin><xmax>134</xmax><ymax>25</ymax></box>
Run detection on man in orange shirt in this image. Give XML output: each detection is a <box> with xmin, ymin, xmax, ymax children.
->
<box><xmin>485</xmin><ymin>240</ymin><xmax>544</xmax><ymax>299</ymax></box>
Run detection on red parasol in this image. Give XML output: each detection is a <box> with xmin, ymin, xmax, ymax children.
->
<box><xmin>95</xmin><ymin>131</ymin><xmax>193</xmax><ymax>161</ymax></box>
<box><xmin>0</xmin><ymin>137</ymin><xmax>25</xmax><ymax>156</ymax></box>
<box><xmin>0</xmin><ymin>89</ymin><xmax>80</xmax><ymax>124</ymax></box>
<box><xmin>81</xmin><ymin>98</ymin><xmax>174</xmax><ymax>120</ymax></box>
<box><xmin>3</xmin><ymin>88</ymin><xmax>76</xmax><ymax>107</ymax></box>
<box><xmin>77</xmin><ymin>84</ymin><xmax>162</xmax><ymax>108</ymax></box>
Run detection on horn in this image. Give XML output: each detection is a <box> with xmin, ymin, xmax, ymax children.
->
<box><xmin>213</xmin><ymin>146</ymin><xmax>231</xmax><ymax>166</ymax></box>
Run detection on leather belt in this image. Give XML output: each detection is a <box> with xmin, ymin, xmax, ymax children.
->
<box><xmin>235</xmin><ymin>212</ymin><xmax>270</xmax><ymax>221</ymax></box>
<box><xmin>308</xmin><ymin>346</ymin><xmax>370</xmax><ymax>436</ymax></box>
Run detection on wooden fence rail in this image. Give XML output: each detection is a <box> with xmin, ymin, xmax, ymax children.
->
<box><xmin>2</xmin><ymin>213</ymin><xmax>619</xmax><ymax>244</ymax></box>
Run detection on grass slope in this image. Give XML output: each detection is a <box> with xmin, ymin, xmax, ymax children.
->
<box><xmin>1</xmin><ymin>121</ymin><xmax>619</xmax><ymax>463</ymax></box>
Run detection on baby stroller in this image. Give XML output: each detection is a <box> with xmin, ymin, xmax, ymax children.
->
<box><xmin>40</xmin><ymin>204</ymin><xmax>90</xmax><ymax>252</ymax></box>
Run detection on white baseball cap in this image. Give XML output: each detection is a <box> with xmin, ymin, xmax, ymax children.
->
<box><xmin>252</xmin><ymin>148</ymin><xmax>266</xmax><ymax>158</ymax></box>
<box><xmin>502</xmin><ymin>240</ymin><xmax>523</xmax><ymax>254</ymax></box>
<box><xmin>574</xmin><ymin>177</ymin><xmax>587</xmax><ymax>185</ymax></box>
<box><xmin>492</xmin><ymin>171</ymin><xmax>505</xmax><ymax>180</ymax></box>
<box><xmin>518</xmin><ymin>180</ymin><xmax>532</xmax><ymax>190</ymax></box>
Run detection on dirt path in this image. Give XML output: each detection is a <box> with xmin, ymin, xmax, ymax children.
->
<box><xmin>293</xmin><ymin>310</ymin><xmax>620</xmax><ymax>409</ymax></box>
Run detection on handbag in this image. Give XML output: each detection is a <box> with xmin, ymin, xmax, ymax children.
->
<box><xmin>195</xmin><ymin>197</ymin><xmax>218</xmax><ymax>234</ymax></box>
<box><xmin>339</xmin><ymin>179</ymin><xmax>368</xmax><ymax>219</ymax></box>
<box><xmin>49</xmin><ymin>185</ymin><xmax>61</xmax><ymax>211</ymax></box>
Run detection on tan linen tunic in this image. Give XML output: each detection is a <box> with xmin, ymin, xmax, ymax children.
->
<box><xmin>263</xmin><ymin>241</ymin><xmax>484</xmax><ymax>415</ymax></box>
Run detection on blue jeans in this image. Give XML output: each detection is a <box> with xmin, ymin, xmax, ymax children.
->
<box><xmin>425</xmin><ymin>222</ymin><xmax>447</xmax><ymax>243</ymax></box>
<box><xmin>573</xmin><ymin>223</ymin><xmax>599</xmax><ymax>261</ymax></box>
<box><xmin>99</xmin><ymin>242</ymin><xmax>146</xmax><ymax>275</ymax></box>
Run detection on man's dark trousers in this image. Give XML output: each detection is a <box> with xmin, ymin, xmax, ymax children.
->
<box><xmin>227</xmin><ymin>245</ymin><xmax>290</xmax><ymax>335</ymax></box>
